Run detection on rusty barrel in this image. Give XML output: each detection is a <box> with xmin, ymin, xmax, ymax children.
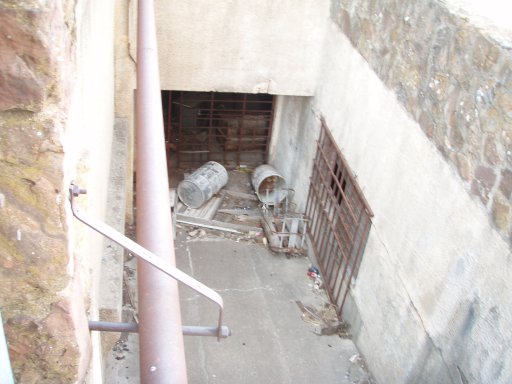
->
<box><xmin>252</xmin><ymin>164</ymin><xmax>287</xmax><ymax>205</ymax></box>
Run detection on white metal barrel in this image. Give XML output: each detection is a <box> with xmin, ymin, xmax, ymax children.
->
<box><xmin>251</xmin><ymin>164</ymin><xmax>287</xmax><ymax>205</ymax></box>
<box><xmin>177</xmin><ymin>161</ymin><xmax>228</xmax><ymax>208</ymax></box>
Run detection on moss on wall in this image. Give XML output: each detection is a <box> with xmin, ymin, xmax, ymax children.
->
<box><xmin>0</xmin><ymin>1</ymin><xmax>89</xmax><ymax>382</ymax></box>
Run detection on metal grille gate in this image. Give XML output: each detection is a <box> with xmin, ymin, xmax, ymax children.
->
<box><xmin>163</xmin><ymin>91</ymin><xmax>274</xmax><ymax>168</ymax></box>
<box><xmin>305</xmin><ymin>119</ymin><xmax>374</xmax><ymax>317</ymax></box>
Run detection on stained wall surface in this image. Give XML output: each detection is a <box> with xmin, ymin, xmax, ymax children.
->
<box><xmin>272</xmin><ymin>1</ymin><xmax>512</xmax><ymax>383</ymax></box>
<box><xmin>0</xmin><ymin>1</ymin><xmax>115</xmax><ymax>382</ymax></box>
<box><xmin>151</xmin><ymin>0</ymin><xmax>328</xmax><ymax>95</ymax></box>
<box><xmin>113</xmin><ymin>1</ymin><xmax>512</xmax><ymax>383</ymax></box>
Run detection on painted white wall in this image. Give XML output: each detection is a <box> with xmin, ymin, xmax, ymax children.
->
<box><xmin>64</xmin><ymin>0</ymin><xmax>115</xmax><ymax>381</ymax></box>
<box><xmin>270</xmin><ymin>95</ymin><xmax>318</xmax><ymax>212</ymax></box>
<box><xmin>131</xmin><ymin>0</ymin><xmax>329</xmax><ymax>95</ymax></box>
<box><xmin>271</xmin><ymin>21</ymin><xmax>512</xmax><ymax>383</ymax></box>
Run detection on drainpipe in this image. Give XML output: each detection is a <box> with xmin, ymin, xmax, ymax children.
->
<box><xmin>136</xmin><ymin>0</ymin><xmax>188</xmax><ymax>382</ymax></box>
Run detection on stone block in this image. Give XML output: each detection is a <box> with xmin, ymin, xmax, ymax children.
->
<box><xmin>492</xmin><ymin>193</ymin><xmax>511</xmax><ymax>232</ymax></box>
<box><xmin>496</xmin><ymin>87</ymin><xmax>512</xmax><ymax>120</ymax></box>
<box><xmin>472</xmin><ymin>35</ymin><xmax>500</xmax><ymax>71</ymax></box>
<box><xmin>484</xmin><ymin>134</ymin><xmax>501</xmax><ymax>165</ymax></box>
<box><xmin>455</xmin><ymin>152</ymin><xmax>473</xmax><ymax>181</ymax></box>
<box><xmin>500</xmin><ymin>169</ymin><xmax>512</xmax><ymax>199</ymax></box>
<box><xmin>0</xmin><ymin>8</ymin><xmax>51</xmax><ymax>111</ymax></box>
<box><xmin>475</xmin><ymin>165</ymin><xmax>497</xmax><ymax>187</ymax></box>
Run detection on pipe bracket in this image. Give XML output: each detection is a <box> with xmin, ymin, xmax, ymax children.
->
<box><xmin>69</xmin><ymin>181</ymin><xmax>230</xmax><ymax>341</ymax></box>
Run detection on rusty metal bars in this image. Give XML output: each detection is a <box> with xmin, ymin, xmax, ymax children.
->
<box><xmin>165</xmin><ymin>91</ymin><xmax>274</xmax><ymax>168</ymax></box>
<box><xmin>305</xmin><ymin>120</ymin><xmax>373</xmax><ymax>317</ymax></box>
<box><xmin>136</xmin><ymin>0</ymin><xmax>187</xmax><ymax>382</ymax></box>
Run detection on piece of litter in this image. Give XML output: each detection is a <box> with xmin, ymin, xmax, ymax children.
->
<box><xmin>349</xmin><ymin>354</ymin><xmax>360</xmax><ymax>364</ymax></box>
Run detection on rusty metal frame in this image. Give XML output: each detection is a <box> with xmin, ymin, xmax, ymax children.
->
<box><xmin>164</xmin><ymin>91</ymin><xmax>274</xmax><ymax>168</ymax></box>
<box><xmin>305</xmin><ymin>119</ymin><xmax>373</xmax><ymax>317</ymax></box>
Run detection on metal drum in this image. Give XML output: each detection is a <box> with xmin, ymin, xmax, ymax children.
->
<box><xmin>251</xmin><ymin>164</ymin><xmax>287</xmax><ymax>205</ymax></box>
<box><xmin>177</xmin><ymin>161</ymin><xmax>228</xmax><ymax>208</ymax></box>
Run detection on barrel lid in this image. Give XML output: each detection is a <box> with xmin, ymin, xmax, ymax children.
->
<box><xmin>177</xmin><ymin>180</ymin><xmax>204</xmax><ymax>208</ymax></box>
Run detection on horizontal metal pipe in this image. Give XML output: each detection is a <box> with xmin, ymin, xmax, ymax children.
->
<box><xmin>88</xmin><ymin>321</ymin><xmax>231</xmax><ymax>339</ymax></box>
<box><xmin>89</xmin><ymin>321</ymin><xmax>138</xmax><ymax>333</ymax></box>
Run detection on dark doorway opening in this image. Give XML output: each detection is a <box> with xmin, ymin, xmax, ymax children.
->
<box><xmin>162</xmin><ymin>91</ymin><xmax>275</xmax><ymax>169</ymax></box>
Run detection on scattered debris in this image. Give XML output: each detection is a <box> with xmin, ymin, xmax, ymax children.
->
<box><xmin>262</xmin><ymin>212</ymin><xmax>308</xmax><ymax>254</ymax></box>
<box><xmin>349</xmin><ymin>354</ymin><xmax>361</xmax><ymax>364</ymax></box>
<box><xmin>295</xmin><ymin>300</ymin><xmax>350</xmax><ymax>338</ymax></box>
<box><xmin>347</xmin><ymin>353</ymin><xmax>377</xmax><ymax>384</ymax></box>
<box><xmin>177</xmin><ymin>217</ymin><xmax>252</xmax><ymax>234</ymax></box>
<box><xmin>307</xmin><ymin>265</ymin><xmax>324</xmax><ymax>291</ymax></box>
<box><xmin>307</xmin><ymin>265</ymin><xmax>319</xmax><ymax>278</ymax></box>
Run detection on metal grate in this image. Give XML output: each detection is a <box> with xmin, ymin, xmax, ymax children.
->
<box><xmin>163</xmin><ymin>91</ymin><xmax>274</xmax><ymax>168</ymax></box>
<box><xmin>305</xmin><ymin>119</ymin><xmax>373</xmax><ymax>317</ymax></box>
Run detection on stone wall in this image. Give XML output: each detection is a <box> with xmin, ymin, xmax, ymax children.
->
<box><xmin>331</xmin><ymin>0</ymin><xmax>512</xmax><ymax>241</ymax></box>
<box><xmin>0</xmin><ymin>1</ymin><xmax>116</xmax><ymax>382</ymax></box>
<box><xmin>269</xmin><ymin>1</ymin><xmax>512</xmax><ymax>382</ymax></box>
<box><xmin>0</xmin><ymin>1</ymin><xmax>89</xmax><ymax>382</ymax></box>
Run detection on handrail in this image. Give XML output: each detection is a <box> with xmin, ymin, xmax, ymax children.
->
<box><xmin>69</xmin><ymin>183</ymin><xmax>229</xmax><ymax>341</ymax></box>
<box><xmin>136</xmin><ymin>0</ymin><xmax>188</xmax><ymax>382</ymax></box>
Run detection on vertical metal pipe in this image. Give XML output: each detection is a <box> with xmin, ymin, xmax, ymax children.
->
<box><xmin>136</xmin><ymin>0</ymin><xmax>188</xmax><ymax>382</ymax></box>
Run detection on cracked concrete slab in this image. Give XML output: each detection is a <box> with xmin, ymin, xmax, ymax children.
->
<box><xmin>104</xmin><ymin>166</ymin><xmax>375</xmax><ymax>382</ymax></box>
<box><xmin>105</xmin><ymin>225</ymin><xmax>374</xmax><ymax>383</ymax></box>
<box><xmin>177</xmin><ymin>230</ymin><xmax>373</xmax><ymax>384</ymax></box>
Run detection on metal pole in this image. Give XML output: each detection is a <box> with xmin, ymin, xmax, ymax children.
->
<box><xmin>88</xmin><ymin>321</ymin><xmax>231</xmax><ymax>338</ymax></box>
<box><xmin>136</xmin><ymin>0</ymin><xmax>188</xmax><ymax>382</ymax></box>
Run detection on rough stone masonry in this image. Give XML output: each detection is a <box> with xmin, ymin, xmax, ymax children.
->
<box><xmin>0</xmin><ymin>1</ymin><xmax>90</xmax><ymax>382</ymax></box>
<box><xmin>332</xmin><ymin>0</ymin><xmax>512</xmax><ymax>240</ymax></box>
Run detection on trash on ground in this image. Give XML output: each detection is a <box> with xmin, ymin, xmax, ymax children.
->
<box><xmin>295</xmin><ymin>300</ymin><xmax>350</xmax><ymax>338</ymax></box>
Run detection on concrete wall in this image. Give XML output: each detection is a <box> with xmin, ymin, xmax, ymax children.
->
<box><xmin>114</xmin><ymin>0</ymin><xmax>512</xmax><ymax>382</ymax></box>
<box><xmin>117</xmin><ymin>0</ymin><xmax>329</xmax><ymax>215</ymax></box>
<box><xmin>67</xmin><ymin>1</ymin><xmax>118</xmax><ymax>381</ymax></box>
<box><xmin>0</xmin><ymin>0</ymin><xmax>115</xmax><ymax>382</ymax></box>
<box><xmin>271</xmin><ymin>1</ymin><xmax>512</xmax><ymax>383</ymax></box>
<box><xmin>269</xmin><ymin>96</ymin><xmax>318</xmax><ymax>212</ymax></box>
<box><xmin>129</xmin><ymin>0</ymin><xmax>328</xmax><ymax>95</ymax></box>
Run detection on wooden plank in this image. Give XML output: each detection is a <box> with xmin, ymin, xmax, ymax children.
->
<box><xmin>217</xmin><ymin>208</ymin><xmax>262</xmax><ymax>217</ymax></box>
<box><xmin>222</xmin><ymin>189</ymin><xmax>259</xmax><ymax>201</ymax></box>
<box><xmin>288</xmin><ymin>218</ymin><xmax>300</xmax><ymax>248</ymax></box>
<box><xmin>177</xmin><ymin>195</ymin><xmax>223</xmax><ymax>219</ymax></box>
<box><xmin>176</xmin><ymin>214</ymin><xmax>262</xmax><ymax>234</ymax></box>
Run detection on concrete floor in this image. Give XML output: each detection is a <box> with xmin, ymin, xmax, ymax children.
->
<box><xmin>105</xmin><ymin>227</ymin><xmax>374</xmax><ymax>383</ymax></box>
<box><xmin>105</xmin><ymin>169</ymin><xmax>374</xmax><ymax>383</ymax></box>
